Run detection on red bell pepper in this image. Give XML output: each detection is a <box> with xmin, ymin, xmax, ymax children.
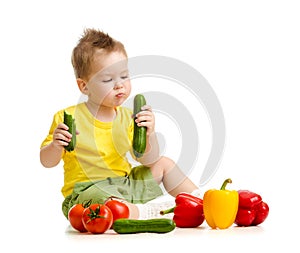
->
<box><xmin>160</xmin><ymin>193</ymin><xmax>205</xmax><ymax>228</ymax></box>
<box><xmin>234</xmin><ymin>190</ymin><xmax>269</xmax><ymax>226</ymax></box>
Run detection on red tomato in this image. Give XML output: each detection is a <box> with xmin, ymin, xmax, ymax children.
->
<box><xmin>68</xmin><ymin>204</ymin><xmax>87</xmax><ymax>232</ymax></box>
<box><xmin>82</xmin><ymin>204</ymin><xmax>113</xmax><ymax>234</ymax></box>
<box><xmin>105</xmin><ymin>199</ymin><xmax>130</xmax><ymax>222</ymax></box>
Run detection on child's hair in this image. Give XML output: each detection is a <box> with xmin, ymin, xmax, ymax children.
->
<box><xmin>71</xmin><ymin>28</ymin><xmax>127</xmax><ymax>79</ymax></box>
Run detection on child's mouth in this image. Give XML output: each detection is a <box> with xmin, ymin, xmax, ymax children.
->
<box><xmin>116</xmin><ymin>93</ymin><xmax>124</xmax><ymax>98</ymax></box>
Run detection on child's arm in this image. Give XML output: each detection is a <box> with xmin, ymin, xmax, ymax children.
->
<box><xmin>40</xmin><ymin>123</ymin><xmax>72</xmax><ymax>168</ymax></box>
<box><xmin>134</xmin><ymin>105</ymin><xmax>160</xmax><ymax>166</ymax></box>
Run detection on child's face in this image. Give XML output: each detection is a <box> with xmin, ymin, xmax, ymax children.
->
<box><xmin>85</xmin><ymin>50</ymin><xmax>131</xmax><ymax>108</ymax></box>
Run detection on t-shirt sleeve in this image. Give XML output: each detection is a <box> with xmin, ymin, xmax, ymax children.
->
<box><xmin>40</xmin><ymin>110</ymin><xmax>64</xmax><ymax>148</ymax></box>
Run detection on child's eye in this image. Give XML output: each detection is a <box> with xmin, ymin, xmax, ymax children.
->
<box><xmin>102</xmin><ymin>79</ymin><xmax>112</xmax><ymax>83</ymax></box>
<box><xmin>121</xmin><ymin>76</ymin><xmax>128</xmax><ymax>80</ymax></box>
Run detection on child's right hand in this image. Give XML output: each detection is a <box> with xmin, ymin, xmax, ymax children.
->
<box><xmin>52</xmin><ymin>123</ymin><xmax>73</xmax><ymax>149</ymax></box>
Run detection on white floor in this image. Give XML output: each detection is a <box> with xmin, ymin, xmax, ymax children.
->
<box><xmin>3</xmin><ymin>150</ymin><xmax>299</xmax><ymax>253</ymax></box>
<box><xmin>2</xmin><ymin>162</ymin><xmax>298</xmax><ymax>253</ymax></box>
<box><xmin>3</xmin><ymin>190</ymin><xmax>296</xmax><ymax>253</ymax></box>
<box><xmin>14</xmin><ymin>217</ymin><xmax>291</xmax><ymax>253</ymax></box>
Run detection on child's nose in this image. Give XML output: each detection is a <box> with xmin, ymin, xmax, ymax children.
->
<box><xmin>114</xmin><ymin>80</ymin><xmax>124</xmax><ymax>89</ymax></box>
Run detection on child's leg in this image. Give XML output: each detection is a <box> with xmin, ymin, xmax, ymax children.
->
<box><xmin>117</xmin><ymin>157</ymin><xmax>200</xmax><ymax>219</ymax></box>
<box><xmin>149</xmin><ymin>156</ymin><xmax>199</xmax><ymax>197</ymax></box>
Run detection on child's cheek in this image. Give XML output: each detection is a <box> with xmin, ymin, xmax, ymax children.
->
<box><xmin>88</xmin><ymin>82</ymin><xmax>114</xmax><ymax>103</ymax></box>
<box><xmin>98</xmin><ymin>85</ymin><xmax>114</xmax><ymax>103</ymax></box>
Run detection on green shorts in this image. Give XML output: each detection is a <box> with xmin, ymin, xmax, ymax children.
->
<box><xmin>62</xmin><ymin>165</ymin><xmax>163</xmax><ymax>218</ymax></box>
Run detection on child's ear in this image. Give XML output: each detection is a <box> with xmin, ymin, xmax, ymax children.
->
<box><xmin>77</xmin><ymin>78</ymin><xmax>88</xmax><ymax>94</ymax></box>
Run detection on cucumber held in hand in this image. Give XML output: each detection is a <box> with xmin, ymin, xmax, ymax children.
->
<box><xmin>113</xmin><ymin>218</ymin><xmax>176</xmax><ymax>234</ymax></box>
<box><xmin>63</xmin><ymin>111</ymin><xmax>76</xmax><ymax>152</ymax></box>
<box><xmin>133</xmin><ymin>94</ymin><xmax>147</xmax><ymax>158</ymax></box>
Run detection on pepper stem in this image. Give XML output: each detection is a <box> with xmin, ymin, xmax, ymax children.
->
<box><xmin>160</xmin><ymin>206</ymin><xmax>175</xmax><ymax>215</ymax></box>
<box><xmin>220</xmin><ymin>178</ymin><xmax>232</xmax><ymax>190</ymax></box>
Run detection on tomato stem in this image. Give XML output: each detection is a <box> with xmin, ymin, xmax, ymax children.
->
<box><xmin>86</xmin><ymin>205</ymin><xmax>105</xmax><ymax>223</ymax></box>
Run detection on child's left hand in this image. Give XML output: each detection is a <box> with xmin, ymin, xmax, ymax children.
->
<box><xmin>135</xmin><ymin>105</ymin><xmax>155</xmax><ymax>135</ymax></box>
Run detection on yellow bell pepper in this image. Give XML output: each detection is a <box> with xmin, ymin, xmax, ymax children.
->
<box><xmin>203</xmin><ymin>178</ymin><xmax>239</xmax><ymax>229</ymax></box>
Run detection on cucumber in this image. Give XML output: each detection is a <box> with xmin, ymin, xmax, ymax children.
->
<box><xmin>63</xmin><ymin>111</ymin><xmax>76</xmax><ymax>152</ymax></box>
<box><xmin>133</xmin><ymin>94</ymin><xmax>147</xmax><ymax>158</ymax></box>
<box><xmin>113</xmin><ymin>218</ymin><xmax>176</xmax><ymax>234</ymax></box>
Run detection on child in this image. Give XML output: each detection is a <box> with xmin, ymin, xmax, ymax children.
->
<box><xmin>40</xmin><ymin>28</ymin><xmax>200</xmax><ymax>219</ymax></box>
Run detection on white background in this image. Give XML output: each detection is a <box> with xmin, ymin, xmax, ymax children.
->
<box><xmin>1</xmin><ymin>0</ymin><xmax>299</xmax><ymax>252</ymax></box>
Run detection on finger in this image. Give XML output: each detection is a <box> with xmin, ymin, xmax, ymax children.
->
<box><xmin>56</xmin><ymin>139</ymin><xmax>70</xmax><ymax>147</ymax></box>
<box><xmin>141</xmin><ymin>105</ymin><xmax>152</xmax><ymax>111</ymax></box>
<box><xmin>137</xmin><ymin>121</ymin><xmax>150</xmax><ymax>127</ymax></box>
<box><xmin>136</xmin><ymin>110</ymin><xmax>153</xmax><ymax>118</ymax></box>
<box><xmin>54</xmin><ymin>132</ymin><xmax>71</xmax><ymax>143</ymax></box>
<box><xmin>55</xmin><ymin>130</ymin><xmax>72</xmax><ymax>139</ymax></box>
<box><xmin>57</xmin><ymin>123</ymin><xmax>69</xmax><ymax>131</ymax></box>
<box><xmin>135</xmin><ymin>115</ymin><xmax>152</xmax><ymax>123</ymax></box>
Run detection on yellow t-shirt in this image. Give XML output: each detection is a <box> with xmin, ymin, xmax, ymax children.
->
<box><xmin>41</xmin><ymin>103</ymin><xmax>134</xmax><ymax>197</ymax></box>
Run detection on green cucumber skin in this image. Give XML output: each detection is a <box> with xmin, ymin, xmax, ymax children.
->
<box><xmin>113</xmin><ymin>218</ymin><xmax>176</xmax><ymax>234</ymax></box>
<box><xmin>133</xmin><ymin>94</ymin><xmax>147</xmax><ymax>158</ymax></box>
<box><xmin>63</xmin><ymin>111</ymin><xmax>76</xmax><ymax>152</ymax></box>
